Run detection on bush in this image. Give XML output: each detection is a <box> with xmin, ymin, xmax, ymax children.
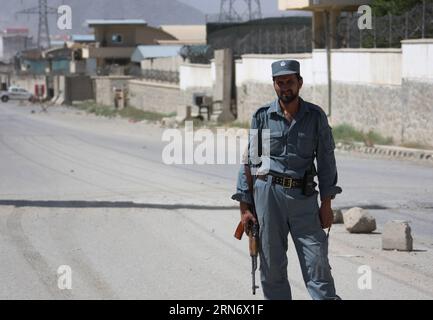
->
<box><xmin>332</xmin><ymin>124</ymin><xmax>365</xmax><ymax>142</ymax></box>
<box><xmin>333</xmin><ymin>124</ymin><xmax>393</xmax><ymax>145</ymax></box>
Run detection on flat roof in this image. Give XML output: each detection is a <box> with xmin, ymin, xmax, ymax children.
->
<box><xmin>131</xmin><ymin>45</ymin><xmax>182</xmax><ymax>62</ymax></box>
<box><xmin>86</xmin><ymin>19</ymin><xmax>147</xmax><ymax>27</ymax></box>
<box><xmin>72</xmin><ymin>34</ymin><xmax>96</xmax><ymax>42</ymax></box>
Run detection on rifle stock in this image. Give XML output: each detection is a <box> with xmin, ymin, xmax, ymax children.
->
<box><xmin>234</xmin><ymin>221</ymin><xmax>244</xmax><ymax>240</ymax></box>
<box><xmin>234</xmin><ymin>164</ymin><xmax>256</xmax><ymax>240</ymax></box>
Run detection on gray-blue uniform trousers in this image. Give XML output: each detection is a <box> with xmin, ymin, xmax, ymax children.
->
<box><xmin>232</xmin><ymin>98</ymin><xmax>342</xmax><ymax>300</ymax></box>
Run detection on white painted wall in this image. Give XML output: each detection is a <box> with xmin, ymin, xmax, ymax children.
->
<box><xmin>179</xmin><ymin>63</ymin><xmax>212</xmax><ymax>90</ymax></box>
<box><xmin>235</xmin><ymin>53</ymin><xmax>313</xmax><ymax>86</ymax></box>
<box><xmin>211</xmin><ymin>60</ymin><xmax>216</xmax><ymax>84</ymax></box>
<box><xmin>402</xmin><ymin>39</ymin><xmax>433</xmax><ymax>80</ymax></box>
<box><xmin>234</xmin><ymin>49</ymin><xmax>402</xmax><ymax>87</ymax></box>
<box><xmin>330</xmin><ymin>49</ymin><xmax>402</xmax><ymax>85</ymax></box>
<box><xmin>312</xmin><ymin>50</ymin><xmax>328</xmax><ymax>85</ymax></box>
<box><xmin>140</xmin><ymin>56</ymin><xmax>183</xmax><ymax>72</ymax></box>
<box><xmin>179</xmin><ymin>43</ymin><xmax>431</xmax><ymax>91</ymax></box>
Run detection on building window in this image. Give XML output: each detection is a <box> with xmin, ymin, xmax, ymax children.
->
<box><xmin>111</xmin><ymin>34</ymin><xmax>123</xmax><ymax>43</ymax></box>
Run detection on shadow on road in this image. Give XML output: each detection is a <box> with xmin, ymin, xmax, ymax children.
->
<box><xmin>0</xmin><ymin>201</ymin><xmax>391</xmax><ymax>211</ymax></box>
<box><xmin>339</xmin><ymin>205</ymin><xmax>390</xmax><ymax>210</ymax></box>
<box><xmin>0</xmin><ymin>200</ymin><xmax>238</xmax><ymax>211</ymax></box>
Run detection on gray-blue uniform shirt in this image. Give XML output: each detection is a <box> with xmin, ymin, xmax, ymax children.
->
<box><xmin>232</xmin><ymin>97</ymin><xmax>342</xmax><ymax>204</ymax></box>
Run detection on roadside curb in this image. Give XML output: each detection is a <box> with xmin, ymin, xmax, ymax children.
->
<box><xmin>336</xmin><ymin>141</ymin><xmax>433</xmax><ymax>163</ymax></box>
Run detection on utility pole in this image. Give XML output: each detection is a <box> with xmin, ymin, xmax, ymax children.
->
<box><xmin>16</xmin><ymin>0</ymin><xmax>57</xmax><ymax>49</ymax></box>
<box><xmin>218</xmin><ymin>0</ymin><xmax>262</xmax><ymax>23</ymax></box>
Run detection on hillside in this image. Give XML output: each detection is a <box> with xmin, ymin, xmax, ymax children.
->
<box><xmin>0</xmin><ymin>0</ymin><xmax>205</xmax><ymax>38</ymax></box>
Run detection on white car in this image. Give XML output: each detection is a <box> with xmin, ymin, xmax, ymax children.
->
<box><xmin>0</xmin><ymin>86</ymin><xmax>34</xmax><ymax>103</ymax></box>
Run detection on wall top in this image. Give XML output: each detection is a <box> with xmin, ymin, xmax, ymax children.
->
<box><xmin>401</xmin><ymin>39</ymin><xmax>433</xmax><ymax>45</ymax></box>
<box><xmin>278</xmin><ymin>0</ymin><xmax>372</xmax><ymax>11</ymax></box>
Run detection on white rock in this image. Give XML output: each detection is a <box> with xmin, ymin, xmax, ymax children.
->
<box><xmin>382</xmin><ymin>220</ymin><xmax>413</xmax><ymax>251</ymax></box>
<box><xmin>343</xmin><ymin>207</ymin><xmax>376</xmax><ymax>233</ymax></box>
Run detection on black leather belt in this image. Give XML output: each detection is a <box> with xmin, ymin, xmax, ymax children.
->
<box><xmin>257</xmin><ymin>175</ymin><xmax>303</xmax><ymax>189</ymax></box>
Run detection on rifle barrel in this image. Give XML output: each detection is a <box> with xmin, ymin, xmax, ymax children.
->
<box><xmin>252</xmin><ymin>256</ymin><xmax>257</xmax><ymax>295</ymax></box>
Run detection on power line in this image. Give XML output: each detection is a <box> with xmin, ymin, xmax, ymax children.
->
<box><xmin>16</xmin><ymin>0</ymin><xmax>57</xmax><ymax>49</ymax></box>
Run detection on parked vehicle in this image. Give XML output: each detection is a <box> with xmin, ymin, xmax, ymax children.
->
<box><xmin>0</xmin><ymin>86</ymin><xmax>34</xmax><ymax>103</ymax></box>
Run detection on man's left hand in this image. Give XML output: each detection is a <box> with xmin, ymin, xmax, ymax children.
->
<box><xmin>319</xmin><ymin>200</ymin><xmax>333</xmax><ymax>229</ymax></box>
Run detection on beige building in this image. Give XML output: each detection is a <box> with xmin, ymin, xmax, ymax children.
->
<box><xmin>159</xmin><ymin>25</ymin><xmax>206</xmax><ymax>45</ymax></box>
<box><xmin>83</xmin><ymin>19</ymin><xmax>177</xmax><ymax>70</ymax></box>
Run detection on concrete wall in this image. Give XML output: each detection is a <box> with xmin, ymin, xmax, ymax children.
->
<box><xmin>236</xmin><ymin>81</ymin><xmax>322</xmax><ymax>124</ymax></box>
<box><xmin>128</xmin><ymin>79</ymin><xmax>181</xmax><ymax>114</ymax></box>
<box><xmin>181</xmin><ymin>87</ymin><xmax>213</xmax><ymax>106</ymax></box>
<box><xmin>332</xmin><ymin>83</ymin><xmax>403</xmax><ymax>141</ymax></box>
<box><xmin>232</xmin><ymin>43</ymin><xmax>433</xmax><ymax>146</ymax></box>
<box><xmin>402</xmin><ymin>39</ymin><xmax>433</xmax><ymax>81</ymax></box>
<box><xmin>403</xmin><ymin>80</ymin><xmax>433</xmax><ymax>146</ymax></box>
<box><xmin>234</xmin><ymin>50</ymin><xmax>401</xmax><ymax>86</ymax></box>
<box><xmin>329</xmin><ymin>49</ymin><xmax>402</xmax><ymax>85</ymax></box>
<box><xmin>235</xmin><ymin>53</ymin><xmax>314</xmax><ymax>86</ymax></box>
<box><xmin>179</xmin><ymin>62</ymin><xmax>217</xmax><ymax>119</ymax></box>
<box><xmin>9</xmin><ymin>74</ymin><xmax>47</xmax><ymax>98</ymax></box>
<box><xmin>141</xmin><ymin>56</ymin><xmax>183</xmax><ymax>72</ymax></box>
<box><xmin>179</xmin><ymin>63</ymin><xmax>213</xmax><ymax>90</ymax></box>
<box><xmin>93</xmin><ymin>76</ymin><xmax>133</xmax><ymax>106</ymax></box>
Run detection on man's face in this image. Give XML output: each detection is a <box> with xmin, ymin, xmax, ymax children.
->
<box><xmin>273</xmin><ymin>74</ymin><xmax>303</xmax><ymax>104</ymax></box>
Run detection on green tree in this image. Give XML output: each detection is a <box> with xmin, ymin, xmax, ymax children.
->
<box><xmin>371</xmin><ymin>0</ymin><xmax>425</xmax><ymax>16</ymax></box>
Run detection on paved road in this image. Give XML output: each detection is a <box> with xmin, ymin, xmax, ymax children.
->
<box><xmin>1</xmin><ymin>102</ymin><xmax>432</xmax><ymax>299</ymax></box>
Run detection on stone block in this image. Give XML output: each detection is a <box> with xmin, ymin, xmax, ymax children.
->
<box><xmin>343</xmin><ymin>207</ymin><xmax>376</xmax><ymax>233</ymax></box>
<box><xmin>382</xmin><ymin>220</ymin><xmax>413</xmax><ymax>251</ymax></box>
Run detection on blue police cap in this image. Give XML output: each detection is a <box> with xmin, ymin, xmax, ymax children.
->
<box><xmin>272</xmin><ymin>60</ymin><xmax>300</xmax><ymax>77</ymax></box>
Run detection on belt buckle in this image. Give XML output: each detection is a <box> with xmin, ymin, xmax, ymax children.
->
<box><xmin>283</xmin><ymin>177</ymin><xmax>293</xmax><ymax>188</ymax></box>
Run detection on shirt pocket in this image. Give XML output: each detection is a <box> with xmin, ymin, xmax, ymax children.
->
<box><xmin>269</xmin><ymin>131</ymin><xmax>286</xmax><ymax>156</ymax></box>
<box><xmin>297</xmin><ymin>132</ymin><xmax>315</xmax><ymax>158</ymax></box>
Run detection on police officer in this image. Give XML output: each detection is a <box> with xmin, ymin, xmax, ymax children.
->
<box><xmin>232</xmin><ymin>60</ymin><xmax>342</xmax><ymax>300</ymax></box>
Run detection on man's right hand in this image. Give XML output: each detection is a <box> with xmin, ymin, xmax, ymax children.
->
<box><xmin>240</xmin><ymin>202</ymin><xmax>257</xmax><ymax>234</ymax></box>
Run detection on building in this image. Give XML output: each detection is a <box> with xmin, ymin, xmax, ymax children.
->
<box><xmin>159</xmin><ymin>25</ymin><xmax>206</xmax><ymax>45</ymax></box>
<box><xmin>82</xmin><ymin>19</ymin><xmax>177</xmax><ymax>73</ymax></box>
<box><xmin>130</xmin><ymin>45</ymin><xmax>183</xmax><ymax>82</ymax></box>
<box><xmin>0</xmin><ymin>28</ymin><xmax>33</xmax><ymax>63</ymax></box>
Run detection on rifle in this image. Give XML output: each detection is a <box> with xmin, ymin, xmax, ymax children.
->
<box><xmin>234</xmin><ymin>164</ymin><xmax>260</xmax><ymax>295</ymax></box>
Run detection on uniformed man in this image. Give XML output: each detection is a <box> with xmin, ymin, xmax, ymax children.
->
<box><xmin>232</xmin><ymin>60</ymin><xmax>342</xmax><ymax>300</ymax></box>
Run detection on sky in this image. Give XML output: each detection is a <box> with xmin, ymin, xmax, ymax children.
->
<box><xmin>178</xmin><ymin>0</ymin><xmax>310</xmax><ymax>17</ymax></box>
